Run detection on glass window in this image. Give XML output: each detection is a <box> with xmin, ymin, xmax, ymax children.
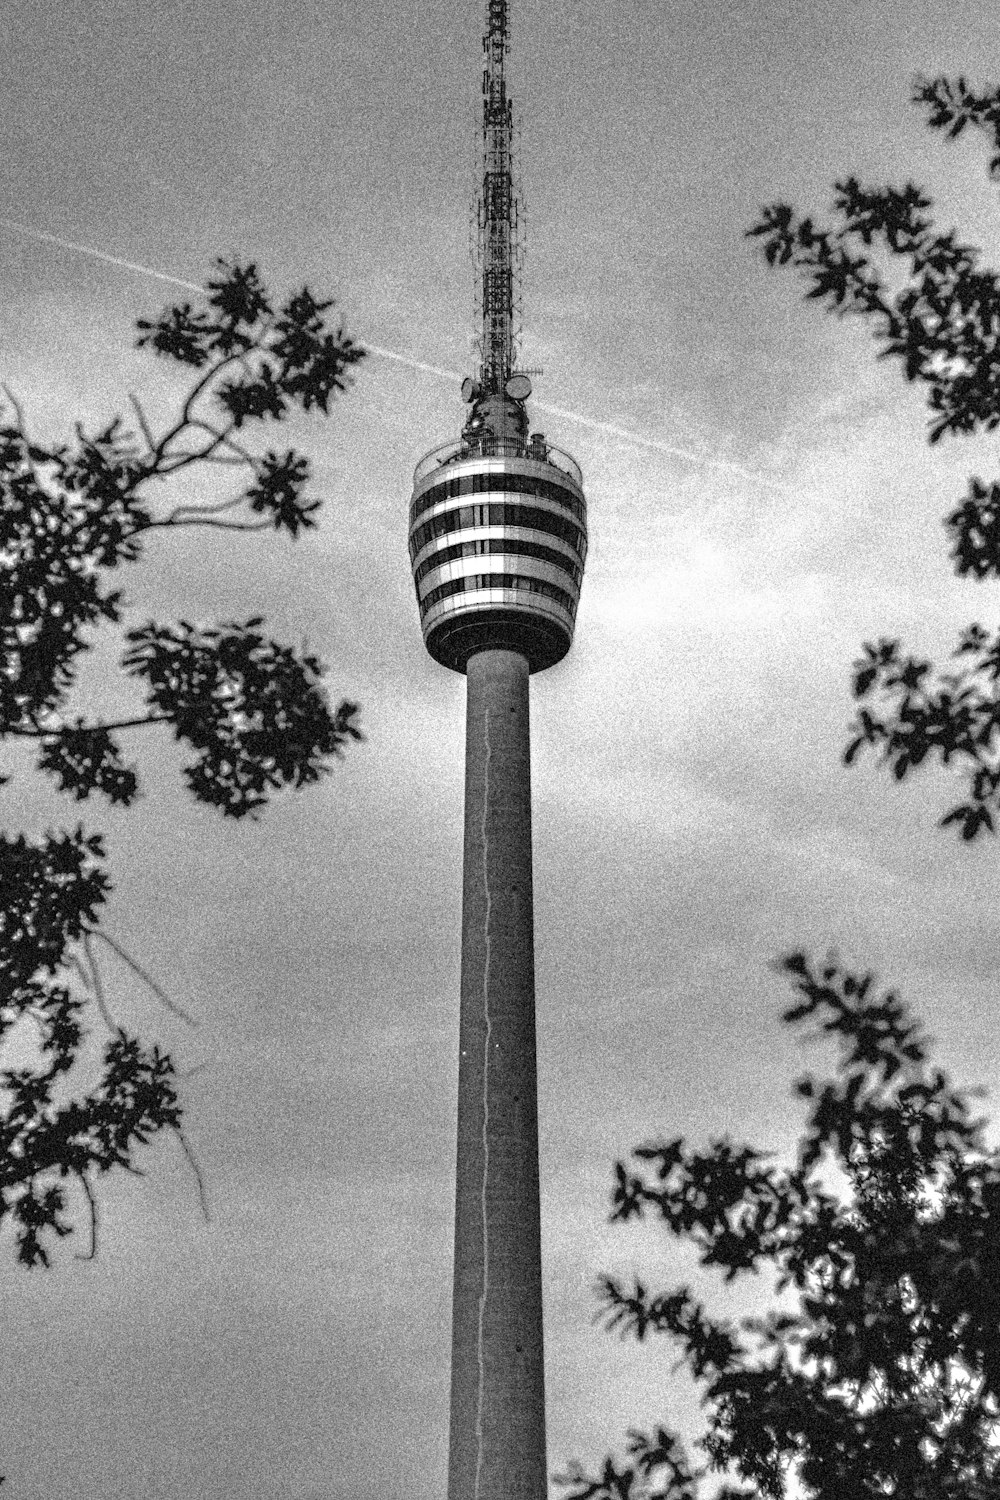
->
<box><xmin>419</xmin><ymin>571</ymin><xmax>577</xmax><ymax>615</ymax></box>
<box><xmin>414</xmin><ymin>536</ymin><xmax>584</xmax><ymax>586</ymax></box>
<box><xmin>410</xmin><ymin>501</ymin><xmax>586</xmax><ymax>559</ymax></box>
<box><xmin>410</xmin><ymin>468</ymin><xmax>587</xmax><ymax>525</ymax></box>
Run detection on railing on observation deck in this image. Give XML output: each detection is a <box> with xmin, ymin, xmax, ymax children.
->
<box><xmin>413</xmin><ymin>434</ymin><xmax>583</xmax><ymax>491</ymax></box>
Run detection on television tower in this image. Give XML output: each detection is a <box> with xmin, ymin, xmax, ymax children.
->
<box><xmin>408</xmin><ymin>2</ymin><xmax>587</xmax><ymax>1497</ymax></box>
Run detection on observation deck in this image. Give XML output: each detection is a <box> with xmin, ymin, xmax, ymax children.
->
<box><xmin>409</xmin><ymin>432</ymin><xmax>587</xmax><ymax>674</ymax></box>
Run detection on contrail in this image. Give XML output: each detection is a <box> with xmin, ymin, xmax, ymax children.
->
<box><xmin>363</xmin><ymin>339</ymin><xmax>771</xmax><ymax>483</ymax></box>
<box><xmin>531</xmin><ymin>397</ymin><xmax>795</xmax><ymax>493</ymax></box>
<box><xmin>363</xmin><ymin>342</ymin><xmax>462</xmax><ymax>383</ymax></box>
<box><xmin>0</xmin><ymin>217</ymin><xmax>793</xmax><ymax>494</ymax></box>
<box><xmin>346</xmin><ymin>349</ymin><xmax>795</xmax><ymax>496</ymax></box>
<box><xmin>0</xmin><ymin>221</ymin><xmax>456</xmax><ymax>378</ymax></box>
<box><xmin>366</xmin><ymin>347</ymin><xmax>793</xmax><ymax>493</ymax></box>
<box><xmin>0</xmin><ymin>217</ymin><xmax>203</xmax><ymax>292</ymax></box>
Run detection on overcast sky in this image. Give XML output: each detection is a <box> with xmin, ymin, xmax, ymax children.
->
<box><xmin>4</xmin><ymin>0</ymin><xmax>1000</xmax><ymax>1496</ymax></box>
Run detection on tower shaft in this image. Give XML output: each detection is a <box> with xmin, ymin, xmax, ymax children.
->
<box><xmin>448</xmin><ymin>648</ymin><xmax>547</xmax><ymax>1500</ymax></box>
<box><xmin>477</xmin><ymin>0</ymin><xmax>518</xmax><ymax>393</ymax></box>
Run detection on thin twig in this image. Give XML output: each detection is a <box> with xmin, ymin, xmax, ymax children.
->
<box><xmin>140</xmin><ymin>412</ymin><xmax>254</xmax><ymax>493</ymax></box>
<box><xmin>81</xmin><ymin>933</ymin><xmax>119</xmax><ymax>1035</ymax></box>
<box><xmin>155</xmin><ymin>434</ymin><xmax>234</xmax><ymax>476</ymax></box>
<box><xmin>188</xmin><ymin>421</ymin><xmax>256</xmax><ymax>467</ymax></box>
<box><xmin>68</xmin><ymin>952</ymin><xmax>93</xmax><ymax>996</ymax></box>
<box><xmin>1</xmin><ymin>383</ymin><xmax>30</xmax><ymax>437</ymax></box>
<box><xmin>127</xmin><ymin>392</ymin><xmax>156</xmax><ymax>451</ymax></box>
<box><xmin>147</xmin><ymin>516</ymin><xmax>272</xmax><ymax>533</ymax></box>
<box><xmin>176</xmin><ymin>1127</ymin><xmax>211</xmax><ymax>1223</ymax></box>
<box><xmin>1</xmin><ymin>383</ymin><xmax>45</xmax><ymax>487</ymax></box>
<box><xmin>153</xmin><ymin>341</ymin><xmax>260</xmax><ymax>455</ymax></box>
<box><xmin>165</xmin><ymin>492</ymin><xmax>248</xmax><ymax>522</ymax></box>
<box><xmin>2</xmin><ymin>713</ymin><xmax>173</xmax><ymax>739</ymax></box>
<box><xmin>74</xmin><ymin>1171</ymin><xmax>98</xmax><ymax>1261</ymax></box>
<box><xmin>150</xmin><ymin>448</ymin><xmax>247</xmax><ymax>469</ymax></box>
<box><xmin>89</xmin><ymin>929</ymin><xmax>199</xmax><ymax>1027</ymax></box>
<box><xmin>168</xmin><ymin>411</ymin><xmax>236</xmax><ymax>447</ymax></box>
<box><xmin>167</xmin><ymin>357</ymin><xmax>239</xmax><ymax>444</ymax></box>
<box><xmin>177</xmin><ymin>1061</ymin><xmax>209</xmax><ymax>1080</ymax></box>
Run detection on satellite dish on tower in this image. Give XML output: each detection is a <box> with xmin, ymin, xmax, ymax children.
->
<box><xmin>505</xmin><ymin>373</ymin><xmax>532</xmax><ymax>400</ymax></box>
<box><xmin>461</xmin><ymin>376</ymin><xmax>479</xmax><ymax>402</ymax></box>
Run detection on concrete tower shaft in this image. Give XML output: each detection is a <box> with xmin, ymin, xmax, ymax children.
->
<box><xmin>448</xmin><ymin>648</ymin><xmax>546</xmax><ymax>1500</ymax></box>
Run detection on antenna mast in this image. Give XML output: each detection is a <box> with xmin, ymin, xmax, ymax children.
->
<box><xmin>477</xmin><ymin>0</ymin><xmax>520</xmax><ymax>393</ymax></box>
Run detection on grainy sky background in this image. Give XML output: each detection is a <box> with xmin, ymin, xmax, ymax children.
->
<box><xmin>3</xmin><ymin>0</ymin><xmax>1000</xmax><ymax>1496</ymax></box>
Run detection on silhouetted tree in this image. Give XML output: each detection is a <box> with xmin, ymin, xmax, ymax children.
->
<box><xmin>560</xmin><ymin>955</ymin><xmax>1000</xmax><ymax>1499</ymax></box>
<box><xmin>747</xmin><ymin>76</ymin><xmax>1000</xmax><ymax>840</ymax></box>
<box><xmin>561</xmin><ymin>77</ymin><xmax>1000</xmax><ymax>1499</ymax></box>
<box><xmin>1</xmin><ymin>260</ymin><xmax>364</xmax><ymax>1267</ymax></box>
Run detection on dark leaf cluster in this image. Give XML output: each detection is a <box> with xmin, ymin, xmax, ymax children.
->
<box><xmin>846</xmin><ymin>630</ymin><xmax>1000</xmax><ymax>839</ymax></box>
<box><xmin>123</xmin><ymin>617</ymin><xmax>362</xmax><ymax>818</ymax></box>
<box><xmin>136</xmin><ymin>257</ymin><xmax>364</xmax><ymax>427</ymax></box>
<box><xmin>0</xmin><ymin>831</ymin><xmax>180</xmax><ymax>1266</ymax></box>
<box><xmin>133</xmin><ymin>303</ymin><xmax>214</xmax><ymax>367</ymax></box>
<box><xmin>0</xmin><ymin>418</ymin><xmax>140</xmax><ymax>730</ymax></box>
<box><xmin>947</xmin><ymin>475</ymin><xmax>1000</xmax><ymax>578</ymax></box>
<box><xmin>36</xmin><ymin>723</ymin><xmax>139</xmax><ymax>805</ymax></box>
<box><xmin>914</xmin><ymin>75</ymin><xmax>1000</xmax><ymax>178</ymax></box>
<box><xmin>556</xmin><ymin>1429</ymin><xmax>701</xmax><ymax>1500</ymax></box>
<box><xmin>1</xmin><ymin>259</ymin><xmax>363</xmax><ymax>813</ymax></box>
<box><xmin>0</xmin><ymin>261</ymin><xmax>363</xmax><ymax>1269</ymax></box>
<box><xmin>0</xmin><ymin>828</ymin><xmax>109</xmax><ymax>998</ymax></box>
<box><xmin>246</xmin><ymin>450</ymin><xmax>317</xmax><ymax>536</ymax></box>
<box><xmin>568</xmin><ymin>72</ymin><xmax>1000</xmax><ymax>1500</ymax></box>
<box><xmin>747</xmin><ymin>180</ymin><xmax>1000</xmax><ymax>445</ymax></box>
<box><xmin>748</xmin><ymin>78</ymin><xmax>1000</xmax><ymax>838</ymax></box>
<box><xmin>565</xmin><ymin>956</ymin><xmax>1000</xmax><ymax>1500</ymax></box>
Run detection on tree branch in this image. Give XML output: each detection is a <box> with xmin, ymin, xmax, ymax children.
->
<box><xmin>153</xmin><ymin>421</ymin><xmax>241</xmax><ymax>476</ymax></box>
<box><xmin>154</xmin><ymin>448</ymin><xmax>249</xmax><ymax>470</ymax></box>
<box><xmin>143</xmin><ymin>516</ymin><xmax>273</xmax><ymax>533</ymax></box>
<box><xmin>163</xmin><ymin>492</ymin><xmax>248</xmax><ymax>522</ymax></box>
<box><xmin>2</xmin><ymin>714</ymin><xmax>173</xmax><ymax>739</ymax></box>
<box><xmin>176</xmin><ymin>1126</ymin><xmax>211</xmax><ymax>1222</ymax></box>
<box><xmin>89</xmin><ymin>928</ymin><xmax>199</xmax><ymax>1027</ymax></box>
<box><xmin>164</xmin><ymin>346</ymin><xmax>253</xmax><ymax>448</ymax></box>
<box><xmin>1</xmin><ymin>383</ymin><xmax>45</xmax><ymax>486</ymax></box>
<box><xmin>127</xmin><ymin>392</ymin><xmax>156</xmax><ymax>451</ymax></box>
<box><xmin>74</xmin><ymin>1171</ymin><xmax>98</xmax><ymax>1262</ymax></box>
<box><xmin>81</xmin><ymin>933</ymin><xmax>118</xmax><ymax>1034</ymax></box>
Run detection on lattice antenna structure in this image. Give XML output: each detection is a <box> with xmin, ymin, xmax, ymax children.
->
<box><xmin>474</xmin><ymin>0</ymin><xmax>524</xmax><ymax>393</ymax></box>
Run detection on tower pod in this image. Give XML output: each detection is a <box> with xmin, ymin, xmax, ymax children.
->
<box><xmin>409</xmin><ymin>433</ymin><xmax>587</xmax><ymax>674</ymax></box>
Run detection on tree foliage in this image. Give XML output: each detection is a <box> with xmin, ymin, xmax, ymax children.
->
<box><xmin>561</xmin><ymin>956</ymin><xmax>1000</xmax><ymax>1500</ymax></box>
<box><xmin>562</xmin><ymin>76</ymin><xmax>1000</xmax><ymax>1500</ymax></box>
<box><xmin>1</xmin><ymin>260</ymin><xmax>364</xmax><ymax>1266</ymax></box>
<box><xmin>746</xmin><ymin>76</ymin><xmax>1000</xmax><ymax>838</ymax></box>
